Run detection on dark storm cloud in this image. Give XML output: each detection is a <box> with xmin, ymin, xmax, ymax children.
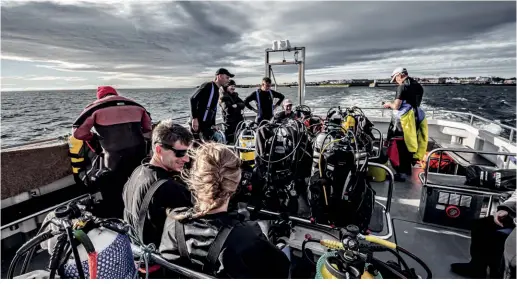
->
<box><xmin>1</xmin><ymin>0</ymin><xmax>253</xmax><ymax>76</ymax></box>
<box><xmin>1</xmin><ymin>0</ymin><xmax>516</xmax><ymax>85</ymax></box>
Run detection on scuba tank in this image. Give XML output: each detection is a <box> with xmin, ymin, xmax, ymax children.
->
<box><xmin>315</xmin><ymin>251</ymin><xmax>383</xmax><ymax>279</ymax></box>
<box><xmin>343</xmin><ymin>115</ymin><xmax>356</xmax><ymax>133</ymax></box>
<box><xmin>238</xmin><ymin>129</ymin><xmax>256</xmax><ymax>164</ymax></box>
<box><xmin>69</xmin><ymin>135</ymin><xmax>86</xmax><ymax>175</ymax></box>
<box><xmin>68</xmin><ymin>135</ymin><xmax>102</xmax><ymax>187</ymax></box>
<box><xmin>60</xmin><ymin>227</ymin><xmax>136</xmax><ymax>279</ymax></box>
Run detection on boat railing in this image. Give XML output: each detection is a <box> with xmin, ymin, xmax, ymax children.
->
<box><xmin>421</xmin><ymin>148</ymin><xmax>516</xmax><ymax>217</ymax></box>
<box><xmin>2</xmin><ymin>107</ymin><xmax>515</xmax><ymax>150</ymax></box>
<box><xmin>305</xmin><ymin>106</ymin><xmax>516</xmax><ymax>144</ymax></box>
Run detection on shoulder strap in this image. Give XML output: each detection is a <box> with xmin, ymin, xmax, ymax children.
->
<box><xmin>202</xmin><ymin>83</ymin><xmax>216</xmax><ymax>122</ymax></box>
<box><xmin>175</xmin><ymin>219</ymin><xmax>192</xmax><ymax>263</ymax></box>
<box><xmin>203</xmin><ymin>223</ymin><xmax>237</xmax><ymax>274</ymax></box>
<box><xmin>136</xmin><ymin>179</ymin><xmax>168</xmax><ymax>241</ymax></box>
<box><xmin>268</xmin><ymin>90</ymin><xmax>274</xmax><ymax>113</ymax></box>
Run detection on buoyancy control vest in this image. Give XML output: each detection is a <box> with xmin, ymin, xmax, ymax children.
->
<box><xmin>251</xmin><ymin>120</ymin><xmax>312</xmax><ymax>216</ymax></box>
<box><xmin>308</xmin><ymin>131</ymin><xmax>375</xmax><ymax>231</ymax></box>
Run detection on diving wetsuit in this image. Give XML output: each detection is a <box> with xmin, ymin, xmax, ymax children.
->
<box><xmin>159</xmin><ymin>207</ymin><xmax>290</xmax><ymax>279</ymax></box>
<box><xmin>73</xmin><ymin>86</ymin><xmax>152</xmax><ymax>218</ymax></box>
<box><xmin>122</xmin><ymin>162</ymin><xmax>193</xmax><ymax>246</ymax></box>
<box><xmin>244</xmin><ymin>89</ymin><xmax>285</xmax><ymax>123</ymax></box>
<box><xmin>219</xmin><ymin>90</ymin><xmax>245</xmax><ymax>144</ymax></box>
<box><xmin>190</xmin><ymin>82</ymin><xmax>220</xmax><ymax>141</ymax></box>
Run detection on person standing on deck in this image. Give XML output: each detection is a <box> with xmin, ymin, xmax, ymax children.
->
<box><xmin>190</xmin><ymin>68</ymin><xmax>234</xmax><ymax>142</ymax></box>
<box><xmin>219</xmin><ymin>80</ymin><xmax>245</xmax><ymax>145</ymax></box>
<box><xmin>244</xmin><ymin>77</ymin><xmax>285</xmax><ymax>124</ymax></box>
<box><xmin>383</xmin><ymin>67</ymin><xmax>428</xmax><ymax>182</ymax></box>
<box><xmin>73</xmin><ymin>86</ymin><xmax>152</xmax><ymax>218</ymax></box>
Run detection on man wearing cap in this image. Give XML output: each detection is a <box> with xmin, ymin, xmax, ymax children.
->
<box><xmin>384</xmin><ymin>67</ymin><xmax>427</xmax><ymax>182</ymax></box>
<box><xmin>383</xmin><ymin>67</ymin><xmax>423</xmax><ymax>110</ymax></box>
<box><xmin>244</xmin><ymin>77</ymin><xmax>285</xmax><ymax>123</ymax></box>
<box><xmin>273</xmin><ymin>99</ymin><xmax>296</xmax><ymax>123</ymax></box>
<box><xmin>190</xmin><ymin>68</ymin><xmax>233</xmax><ymax>141</ymax></box>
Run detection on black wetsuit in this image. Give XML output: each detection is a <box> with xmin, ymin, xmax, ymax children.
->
<box><xmin>190</xmin><ymin>82</ymin><xmax>220</xmax><ymax>141</ymax></box>
<box><xmin>159</xmin><ymin>208</ymin><xmax>291</xmax><ymax>278</ymax></box>
<box><xmin>122</xmin><ymin>163</ymin><xmax>193</xmax><ymax>246</ymax></box>
<box><xmin>273</xmin><ymin>111</ymin><xmax>296</xmax><ymax>123</ymax></box>
<box><xmin>244</xmin><ymin>89</ymin><xmax>285</xmax><ymax>123</ymax></box>
<box><xmin>219</xmin><ymin>91</ymin><xmax>245</xmax><ymax>144</ymax></box>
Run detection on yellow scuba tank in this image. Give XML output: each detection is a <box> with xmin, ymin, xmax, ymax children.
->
<box><xmin>343</xmin><ymin>115</ymin><xmax>356</xmax><ymax>132</ymax></box>
<box><xmin>68</xmin><ymin>135</ymin><xmax>85</xmax><ymax>174</ymax></box>
<box><xmin>238</xmin><ymin>130</ymin><xmax>255</xmax><ymax>164</ymax></box>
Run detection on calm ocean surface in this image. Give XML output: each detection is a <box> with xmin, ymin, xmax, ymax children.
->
<box><xmin>1</xmin><ymin>85</ymin><xmax>515</xmax><ymax>147</ymax></box>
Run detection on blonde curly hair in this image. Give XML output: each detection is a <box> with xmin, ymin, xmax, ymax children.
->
<box><xmin>169</xmin><ymin>142</ymin><xmax>242</xmax><ymax>220</ymax></box>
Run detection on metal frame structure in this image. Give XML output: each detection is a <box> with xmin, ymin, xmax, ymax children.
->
<box><xmin>264</xmin><ymin>46</ymin><xmax>306</xmax><ymax>105</ymax></box>
<box><xmin>421</xmin><ymin>147</ymin><xmax>516</xmax><ymax>216</ymax></box>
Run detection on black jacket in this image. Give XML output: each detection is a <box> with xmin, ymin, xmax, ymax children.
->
<box><xmin>159</xmin><ymin>208</ymin><xmax>290</xmax><ymax>279</ymax></box>
<box><xmin>122</xmin><ymin>163</ymin><xmax>193</xmax><ymax>246</ymax></box>
<box><xmin>219</xmin><ymin>91</ymin><xmax>245</xmax><ymax>124</ymax></box>
<box><xmin>190</xmin><ymin>82</ymin><xmax>220</xmax><ymax>126</ymax></box>
<box><xmin>273</xmin><ymin>111</ymin><xmax>296</xmax><ymax>123</ymax></box>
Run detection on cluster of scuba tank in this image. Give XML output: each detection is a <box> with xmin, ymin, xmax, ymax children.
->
<box><xmin>231</xmin><ymin>105</ymin><xmax>381</xmax><ymax>233</ymax></box>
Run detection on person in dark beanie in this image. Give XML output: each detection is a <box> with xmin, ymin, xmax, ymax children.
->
<box><xmin>219</xmin><ymin>80</ymin><xmax>245</xmax><ymax>144</ymax></box>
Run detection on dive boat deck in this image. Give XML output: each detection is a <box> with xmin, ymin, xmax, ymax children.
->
<box><xmin>1</xmin><ymin>166</ymin><xmax>472</xmax><ymax>279</ymax></box>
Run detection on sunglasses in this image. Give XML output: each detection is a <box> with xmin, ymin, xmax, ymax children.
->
<box><xmin>159</xmin><ymin>143</ymin><xmax>188</xmax><ymax>157</ymax></box>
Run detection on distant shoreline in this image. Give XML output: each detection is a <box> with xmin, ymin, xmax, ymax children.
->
<box><xmin>3</xmin><ymin>83</ymin><xmax>515</xmax><ymax>93</ymax></box>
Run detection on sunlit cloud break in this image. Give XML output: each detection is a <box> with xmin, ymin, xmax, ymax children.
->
<box><xmin>1</xmin><ymin>0</ymin><xmax>516</xmax><ymax>91</ymax></box>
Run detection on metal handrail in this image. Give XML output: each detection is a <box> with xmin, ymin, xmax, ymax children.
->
<box><xmin>131</xmin><ymin>245</ymin><xmax>214</xmax><ymax>279</ymax></box>
<box><xmin>0</xmin><ymin>194</ymin><xmax>90</xmax><ymax>230</ymax></box>
<box><xmin>3</xmin><ymin>108</ymin><xmax>515</xmax><ymax>150</ymax></box>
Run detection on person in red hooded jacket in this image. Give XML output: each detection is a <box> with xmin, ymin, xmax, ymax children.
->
<box><xmin>73</xmin><ymin>86</ymin><xmax>152</xmax><ymax>218</ymax></box>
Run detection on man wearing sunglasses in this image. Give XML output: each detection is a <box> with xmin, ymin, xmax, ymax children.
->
<box><xmin>123</xmin><ymin>119</ymin><xmax>194</xmax><ymax>246</ymax></box>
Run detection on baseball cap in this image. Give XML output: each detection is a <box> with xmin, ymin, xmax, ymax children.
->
<box><xmin>390</xmin><ymin>67</ymin><xmax>408</xmax><ymax>83</ymax></box>
<box><xmin>283</xmin><ymin>99</ymin><xmax>293</xmax><ymax>106</ymax></box>
<box><xmin>227</xmin><ymin>79</ymin><xmax>236</xmax><ymax>86</ymax></box>
<box><xmin>215</xmin><ymin>68</ymin><xmax>235</xmax><ymax>78</ymax></box>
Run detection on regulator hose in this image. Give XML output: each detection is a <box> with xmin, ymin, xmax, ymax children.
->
<box><xmin>7</xmin><ymin>229</ymin><xmax>57</xmax><ymax>279</ymax></box>
<box><xmin>73</xmin><ymin>229</ymin><xmax>98</xmax><ymax>279</ymax></box>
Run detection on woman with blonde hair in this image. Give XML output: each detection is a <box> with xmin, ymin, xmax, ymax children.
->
<box><xmin>159</xmin><ymin>143</ymin><xmax>290</xmax><ymax>278</ymax></box>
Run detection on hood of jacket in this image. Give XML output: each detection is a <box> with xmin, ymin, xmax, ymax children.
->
<box><xmin>97</xmin><ymin>86</ymin><xmax>119</xmax><ymax>100</ymax></box>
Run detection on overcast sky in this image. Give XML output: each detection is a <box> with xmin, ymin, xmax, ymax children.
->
<box><xmin>1</xmin><ymin>0</ymin><xmax>516</xmax><ymax>91</ymax></box>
